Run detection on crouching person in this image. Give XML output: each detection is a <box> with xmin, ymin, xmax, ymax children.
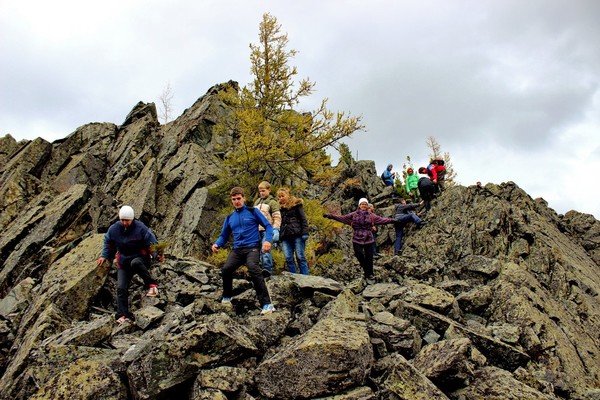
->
<box><xmin>96</xmin><ymin>205</ymin><xmax>163</xmax><ymax>324</ymax></box>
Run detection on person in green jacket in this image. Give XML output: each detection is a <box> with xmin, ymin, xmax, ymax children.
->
<box><xmin>405</xmin><ymin>167</ymin><xmax>420</xmax><ymax>202</ymax></box>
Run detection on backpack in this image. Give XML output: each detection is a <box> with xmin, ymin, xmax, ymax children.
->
<box><xmin>381</xmin><ymin>172</ymin><xmax>386</xmax><ymax>181</ymax></box>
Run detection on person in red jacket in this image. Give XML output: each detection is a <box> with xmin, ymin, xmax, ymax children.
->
<box><xmin>419</xmin><ymin>160</ymin><xmax>446</xmax><ymax>193</ymax></box>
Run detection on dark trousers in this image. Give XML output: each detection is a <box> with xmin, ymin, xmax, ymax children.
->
<box><xmin>222</xmin><ymin>247</ymin><xmax>271</xmax><ymax>306</ymax></box>
<box><xmin>352</xmin><ymin>242</ymin><xmax>375</xmax><ymax>278</ymax></box>
<box><xmin>420</xmin><ymin>185</ymin><xmax>435</xmax><ymax>211</ymax></box>
<box><xmin>394</xmin><ymin>214</ymin><xmax>422</xmax><ymax>253</ymax></box>
<box><xmin>117</xmin><ymin>257</ymin><xmax>156</xmax><ymax>318</ymax></box>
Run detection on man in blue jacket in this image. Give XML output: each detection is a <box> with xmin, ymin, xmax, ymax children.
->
<box><xmin>212</xmin><ymin>187</ymin><xmax>276</xmax><ymax>315</ymax></box>
<box><xmin>96</xmin><ymin>205</ymin><xmax>163</xmax><ymax>324</ymax></box>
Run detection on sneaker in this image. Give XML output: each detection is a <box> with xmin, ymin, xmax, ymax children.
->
<box><xmin>260</xmin><ymin>304</ymin><xmax>276</xmax><ymax>315</ymax></box>
<box><xmin>417</xmin><ymin>221</ymin><xmax>427</xmax><ymax>229</ymax></box>
<box><xmin>261</xmin><ymin>269</ymin><xmax>272</xmax><ymax>278</ymax></box>
<box><xmin>116</xmin><ymin>315</ymin><xmax>129</xmax><ymax>325</ymax></box>
<box><xmin>146</xmin><ymin>284</ymin><xmax>158</xmax><ymax>297</ymax></box>
<box><xmin>221</xmin><ymin>297</ymin><xmax>232</xmax><ymax>304</ymax></box>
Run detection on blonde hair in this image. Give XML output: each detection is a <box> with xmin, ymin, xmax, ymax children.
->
<box><xmin>277</xmin><ymin>187</ymin><xmax>297</xmax><ymax>208</ymax></box>
<box><xmin>258</xmin><ymin>181</ymin><xmax>271</xmax><ymax>190</ymax></box>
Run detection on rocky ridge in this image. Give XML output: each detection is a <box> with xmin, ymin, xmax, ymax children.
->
<box><xmin>0</xmin><ymin>81</ymin><xmax>599</xmax><ymax>399</ymax></box>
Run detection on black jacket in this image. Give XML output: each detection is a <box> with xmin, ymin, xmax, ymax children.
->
<box><xmin>394</xmin><ymin>202</ymin><xmax>420</xmax><ymax>218</ymax></box>
<box><xmin>280</xmin><ymin>199</ymin><xmax>309</xmax><ymax>239</ymax></box>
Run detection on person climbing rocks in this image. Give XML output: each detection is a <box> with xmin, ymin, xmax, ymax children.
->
<box><xmin>393</xmin><ymin>198</ymin><xmax>426</xmax><ymax>255</ymax></box>
<box><xmin>212</xmin><ymin>186</ymin><xmax>276</xmax><ymax>315</ymax></box>
<box><xmin>417</xmin><ymin>174</ymin><xmax>436</xmax><ymax>212</ymax></box>
<box><xmin>420</xmin><ymin>159</ymin><xmax>446</xmax><ymax>194</ymax></box>
<box><xmin>96</xmin><ymin>205</ymin><xmax>163</xmax><ymax>324</ymax></box>
<box><xmin>323</xmin><ymin>198</ymin><xmax>395</xmax><ymax>283</ymax></box>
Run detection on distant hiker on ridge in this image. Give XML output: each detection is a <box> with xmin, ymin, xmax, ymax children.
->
<box><xmin>381</xmin><ymin>163</ymin><xmax>396</xmax><ymax>188</ymax></box>
<box><xmin>405</xmin><ymin>167</ymin><xmax>420</xmax><ymax>202</ymax></box>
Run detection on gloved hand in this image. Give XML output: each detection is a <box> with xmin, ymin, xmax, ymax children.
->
<box><xmin>272</xmin><ymin>229</ymin><xmax>280</xmax><ymax>242</ymax></box>
<box><xmin>302</xmin><ymin>234</ymin><xmax>309</xmax><ymax>241</ymax></box>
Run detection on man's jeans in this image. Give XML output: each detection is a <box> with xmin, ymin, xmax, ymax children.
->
<box><xmin>281</xmin><ymin>236</ymin><xmax>309</xmax><ymax>275</ymax></box>
<box><xmin>394</xmin><ymin>214</ymin><xmax>422</xmax><ymax>253</ymax></box>
<box><xmin>117</xmin><ymin>257</ymin><xmax>156</xmax><ymax>318</ymax></box>
<box><xmin>259</xmin><ymin>231</ymin><xmax>274</xmax><ymax>273</ymax></box>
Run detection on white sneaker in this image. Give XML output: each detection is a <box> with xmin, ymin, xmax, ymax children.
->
<box><xmin>261</xmin><ymin>304</ymin><xmax>276</xmax><ymax>315</ymax></box>
<box><xmin>221</xmin><ymin>297</ymin><xmax>232</xmax><ymax>304</ymax></box>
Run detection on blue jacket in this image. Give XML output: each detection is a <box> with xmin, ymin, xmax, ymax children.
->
<box><xmin>382</xmin><ymin>164</ymin><xmax>395</xmax><ymax>186</ymax></box>
<box><xmin>215</xmin><ymin>205</ymin><xmax>273</xmax><ymax>249</ymax></box>
<box><xmin>101</xmin><ymin>219</ymin><xmax>158</xmax><ymax>268</ymax></box>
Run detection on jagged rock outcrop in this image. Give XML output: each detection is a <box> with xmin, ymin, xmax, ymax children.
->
<box><xmin>1</xmin><ymin>82</ymin><xmax>599</xmax><ymax>399</ymax></box>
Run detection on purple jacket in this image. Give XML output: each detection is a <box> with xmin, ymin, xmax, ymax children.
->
<box><xmin>325</xmin><ymin>209</ymin><xmax>395</xmax><ymax>245</ymax></box>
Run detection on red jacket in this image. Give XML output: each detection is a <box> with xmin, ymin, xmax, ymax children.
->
<box><xmin>427</xmin><ymin>163</ymin><xmax>446</xmax><ymax>182</ymax></box>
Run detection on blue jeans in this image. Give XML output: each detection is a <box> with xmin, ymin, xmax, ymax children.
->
<box><xmin>394</xmin><ymin>214</ymin><xmax>422</xmax><ymax>253</ymax></box>
<box><xmin>259</xmin><ymin>231</ymin><xmax>274</xmax><ymax>273</ymax></box>
<box><xmin>281</xmin><ymin>236</ymin><xmax>309</xmax><ymax>275</ymax></box>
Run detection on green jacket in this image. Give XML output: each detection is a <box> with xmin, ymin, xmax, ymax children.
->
<box><xmin>406</xmin><ymin>172</ymin><xmax>419</xmax><ymax>192</ymax></box>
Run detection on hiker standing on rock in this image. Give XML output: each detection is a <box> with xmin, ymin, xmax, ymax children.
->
<box><xmin>405</xmin><ymin>167</ymin><xmax>420</xmax><ymax>202</ymax></box>
<box><xmin>277</xmin><ymin>187</ymin><xmax>310</xmax><ymax>275</ymax></box>
<box><xmin>212</xmin><ymin>186</ymin><xmax>276</xmax><ymax>315</ymax></box>
<box><xmin>96</xmin><ymin>205</ymin><xmax>163</xmax><ymax>324</ymax></box>
<box><xmin>323</xmin><ymin>198</ymin><xmax>395</xmax><ymax>283</ymax></box>
<box><xmin>254</xmin><ymin>181</ymin><xmax>282</xmax><ymax>276</ymax></box>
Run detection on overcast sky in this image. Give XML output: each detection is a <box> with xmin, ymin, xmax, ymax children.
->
<box><xmin>2</xmin><ymin>0</ymin><xmax>599</xmax><ymax>218</ymax></box>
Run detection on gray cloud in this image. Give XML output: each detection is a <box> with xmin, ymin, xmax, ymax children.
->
<box><xmin>1</xmin><ymin>0</ymin><xmax>598</xmax><ymax>217</ymax></box>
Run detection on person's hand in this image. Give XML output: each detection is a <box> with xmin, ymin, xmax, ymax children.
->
<box><xmin>272</xmin><ymin>229</ymin><xmax>280</xmax><ymax>242</ymax></box>
<box><xmin>157</xmin><ymin>255</ymin><xmax>165</xmax><ymax>262</ymax></box>
<box><xmin>211</xmin><ymin>244</ymin><xmax>219</xmax><ymax>254</ymax></box>
<box><xmin>262</xmin><ymin>241</ymin><xmax>272</xmax><ymax>253</ymax></box>
<box><xmin>322</xmin><ymin>214</ymin><xmax>330</xmax><ymax>219</ymax></box>
<box><xmin>96</xmin><ymin>257</ymin><xmax>108</xmax><ymax>267</ymax></box>
<box><xmin>302</xmin><ymin>234</ymin><xmax>309</xmax><ymax>241</ymax></box>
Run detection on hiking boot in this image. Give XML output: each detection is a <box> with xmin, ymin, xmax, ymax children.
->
<box><xmin>221</xmin><ymin>297</ymin><xmax>232</xmax><ymax>304</ymax></box>
<box><xmin>260</xmin><ymin>304</ymin><xmax>276</xmax><ymax>315</ymax></box>
<box><xmin>417</xmin><ymin>221</ymin><xmax>427</xmax><ymax>229</ymax></box>
<box><xmin>261</xmin><ymin>269</ymin><xmax>272</xmax><ymax>278</ymax></box>
<box><xmin>146</xmin><ymin>284</ymin><xmax>158</xmax><ymax>297</ymax></box>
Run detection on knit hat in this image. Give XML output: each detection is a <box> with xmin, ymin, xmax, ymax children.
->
<box><xmin>119</xmin><ymin>205</ymin><xmax>135</xmax><ymax>220</ymax></box>
<box><xmin>358</xmin><ymin>198</ymin><xmax>369</xmax><ymax>206</ymax></box>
